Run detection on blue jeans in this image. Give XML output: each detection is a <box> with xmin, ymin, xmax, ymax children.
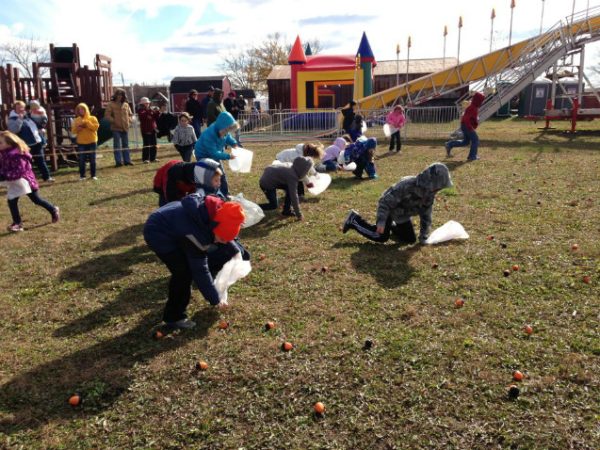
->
<box><xmin>29</xmin><ymin>142</ymin><xmax>51</xmax><ymax>181</ymax></box>
<box><xmin>112</xmin><ymin>131</ymin><xmax>131</xmax><ymax>165</ymax></box>
<box><xmin>323</xmin><ymin>160</ymin><xmax>338</xmax><ymax>171</ymax></box>
<box><xmin>77</xmin><ymin>143</ymin><xmax>97</xmax><ymax>178</ymax></box>
<box><xmin>8</xmin><ymin>190</ymin><xmax>56</xmax><ymax>224</ymax></box>
<box><xmin>447</xmin><ymin>123</ymin><xmax>479</xmax><ymax>159</ymax></box>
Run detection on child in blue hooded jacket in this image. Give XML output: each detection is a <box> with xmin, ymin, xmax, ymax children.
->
<box><xmin>194</xmin><ymin>111</ymin><xmax>239</xmax><ymax>197</ymax></box>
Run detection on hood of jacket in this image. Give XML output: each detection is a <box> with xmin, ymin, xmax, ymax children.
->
<box><xmin>76</xmin><ymin>103</ymin><xmax>91</xmax><ymax>119</ymax></box>
<box><xmin>471</xmin><ymin>92</ymin><xmax>485</xmax><ymax>107</ymax></box>
<box><xmin>291</xmin><ymin>156</ymin><xmax>313</xmax><ymax>179</ymax></box>
<box><xmin>214</xmin><ymin>111</ymin><xmax>237</xmax><ymax>132</ymax></box>
<box><xmin>194</xmin><ymin>158</ymin><xmax>220</xmax><ymax>187</ymax></box>
<box><xmin>333</xmin><ymin>137</ymin><xmax>347</xmax><ymax>151</ymax></box>
<box><xmin>415</xmin><ymin>163</ymin><xmax>453</xmax><ymax>191</ymax></box>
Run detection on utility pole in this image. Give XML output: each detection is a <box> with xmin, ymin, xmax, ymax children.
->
<box><xmin>443</xmin><ymin>25</ymin><xmax>448</xmax><ymax>69</ymax></box>
<box><xmin>406</xmin><ymin>36</ymin><xmax>411</xmax><ymax>85</ymax></box>
<box><xmin>540</xmin><ymin>0</ymin><xmax>545</xmax><ymax>35</ymax></box>
<box><xmin>396</xmin><ymin>43</ymin><xmax>400</xmax><ymax>86</ymax></box>
<box><xmin>457</xmin><ymin>16</ymin><xmax>463</xmax><ymax>63</ymax></box>
<box><xmin>509</xmin><ymin>0</ymin><xmax>516</xmax><ymax>46</ymax></box>
<box><xmin>490</xmin><ymin>8</ymin><xmax>496</xmax><ymax>53</ymax></box>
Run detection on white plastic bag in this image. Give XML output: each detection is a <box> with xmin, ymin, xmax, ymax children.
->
<box><xmin>229</xmin><ymin>147</ymin><xmax>253</xmax><ymax>173</ymax></box>
<box><xmin>306</xmin><ymin>173</ymin><xmax>331</xmax><ymax>195</ymax></box>
<box><xmin>424</xmin><ymin>220</ymin><xmax>469</xmax><ymax>245</ymax></box>
<box><xmin>214</xmin><ymin>252</ymin><xmax>252</xmax><ymax>305</ymax></box>
<box><xmin>3</xmin><ymin>178</ymin><xmax>32</xmax><ymax>200</ymax></box>
<box><xmin>383</xmin><ymin>123</ymin><xmax>391</xmax><ymax>137</ymax></box>
<box><xmin>343</xmin><ymin>162</ymin><xmax>357</xmax><ymax>171</ymax></box>
<box><xmin>383</xmin><ymin>123</ymin><xmax>398</xmax><ymax>137</ymax></box>
<box><xmin>230</xmin><ymin>193</ymin><xmax>265</xmax><ymax>228</ymax></box>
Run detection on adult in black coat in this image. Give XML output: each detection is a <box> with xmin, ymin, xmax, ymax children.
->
<box><xmin>185</xmin><ymin>90</ymin><xmax>203</xmax><ymax>138</ymax></box>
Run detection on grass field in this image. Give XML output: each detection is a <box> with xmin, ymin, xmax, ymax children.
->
<box><xmin>0</xmin><ymin>118</ymin><xmax>598</xmax><ymax>449</ymax></box>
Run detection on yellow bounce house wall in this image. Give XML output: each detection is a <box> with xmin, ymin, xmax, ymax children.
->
<box><xmin>296</xmin><ymin>69</ymin><xmax>364</xmax><ymax>111</ymax></box>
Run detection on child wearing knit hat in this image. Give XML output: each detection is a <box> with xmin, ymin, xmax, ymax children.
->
<box><xmin>144</xmin><ymin>194</ymin><xmax>247</xmax><ymax>329</ymax></box>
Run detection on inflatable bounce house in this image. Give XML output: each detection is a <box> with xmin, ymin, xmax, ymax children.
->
<box><xmin>288</xmin><ymin>32</ymin><xmax>376</xmax><ymax>110</ymax></box>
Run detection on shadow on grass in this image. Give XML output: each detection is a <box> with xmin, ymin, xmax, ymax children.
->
<box><xmin>0</xmin><ymin>279</ymin><xmax>219</xmax><ymax>434</ymax></box>
<box><xmin>334</xmin><ymin>241</ymin><xmax>420</xmax><ymax>288</ymax></box>
<box><xmin>443</xmin><ymin>160</ymin><xmax>469</xmax><ymax>172</ymax></box>
<box><xmin>94</xmin><ymin>223</ymin><xmax>146</xmax><ymax>251</ymax></box>
<box><xmin>60</xmin><ymin>245</ymin><xmax>154</xmax><ymax>288</ymax></box>
<box><xmin>89</xmin><ymin>188</ymin><xmax>152</xmax><ymax>206</ymax></box>
<box><xmin>240</xmin><ymin>212</ymin><xmax>292</xmax><ymax>239</ymax></box>
<box><xmin>328</xmin><ymin>176</ymin><xmax>363</xmax><ymax>191</ymax></box>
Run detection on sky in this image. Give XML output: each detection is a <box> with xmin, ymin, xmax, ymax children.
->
<box><xmin>1</xmin><ymin>0</ymin><xmax>600</xmax><ymax>86</ymax></box>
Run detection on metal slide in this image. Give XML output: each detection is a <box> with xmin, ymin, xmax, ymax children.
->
<box><xmin>357</xmin><ymin>7</ymin><xmax>600</xmax><ymax>123</ymax></box>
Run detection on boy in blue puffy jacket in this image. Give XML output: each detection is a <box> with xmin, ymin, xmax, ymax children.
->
<box><xmin>194</xmin><ymin>111</ymin><xmax>239</xmax><ymax>196</ymax></box>
<box><xmin>344</xmin><ymin>137</ymin><xmax>378</xmax><ymax>179</ymax></box>
<box><xmin>144</xmin><ymin>194</ymin><xmax>248</xmax><ymax>329</ymax></box>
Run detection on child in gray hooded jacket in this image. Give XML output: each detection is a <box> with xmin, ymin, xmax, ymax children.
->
<box><xmin>259</xmin><ymin>156</ymin><xmax>314</xmax><ymax>220</ymax></box>
<box><xmin>342</xmin><ymin>162</ymin><xmax>453</xmax><ymax>243</ymax></box>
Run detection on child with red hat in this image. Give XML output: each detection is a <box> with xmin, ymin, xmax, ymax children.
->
<box><xmin>144</xmin><ymin>193</ymin><xmax>248</xmax><ymax>329</ymax></box>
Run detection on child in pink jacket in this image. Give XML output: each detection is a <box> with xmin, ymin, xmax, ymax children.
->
<box><xmin>0</xmin><ymin>131</ymin><xmax>59</xmax><ymax>232</ymax></box>
<box><xmin>386</xmin><ymin>106</ymin><xmax>406</xmax><ymax>153</ymax></box>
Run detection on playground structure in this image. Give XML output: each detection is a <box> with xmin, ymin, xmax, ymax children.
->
<box><xmin>288</xmin><ymin>33</ymin><xmax>377</xmax><ymax>110</ymax></box>
<box><xmin>0</xmin><ymin>44</ymin><xmax>113</xmax><ymax>169</ymax></box>
<box><xmin>356</xmin><ymin>7</ymin><xmax>600</xmax><ymax>133</ymax></box>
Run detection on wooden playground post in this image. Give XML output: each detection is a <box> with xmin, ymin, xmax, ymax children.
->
<box><xmin>46</xmin><ymin>106</ymin><xmax>58</xmax><ymax>171</ymax></box>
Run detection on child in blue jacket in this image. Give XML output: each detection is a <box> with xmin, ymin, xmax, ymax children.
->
<box><xmin>144</xmin><ymin>194</ymin><xmax>247</xmax><ymax>329</ymax></box>
<box><xmin>344</xmin><ymin>137</ymin><xmax>378</xmax><ymax>179</ymax></box>
<box><xmin>194</xmin><ymin>111</ymin><xmax>239</xmax><ymax>197</ymax></box>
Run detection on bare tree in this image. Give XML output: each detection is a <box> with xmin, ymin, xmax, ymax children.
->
<box><xmin>220</xmin><ymin>34</ymin><xmax>322</xmax><ymax>95</ymax></box>
<box><xmin>221</xmin><ymin>51</ymin><xmax>255</xmax><ymax>90</ymax></box>
<box><xmin>247</xmin><ymin>33</ymin><xmax>290</xmax><ymax>94</ymax></box>
<box><xmin>0</xmin><ymin>37</ymin><xmax>50</xmax><ymax>78</ymax></box>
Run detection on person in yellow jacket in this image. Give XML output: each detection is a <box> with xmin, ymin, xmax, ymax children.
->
<box><xmin>71</xmin><ymin>103</ymin><xmax>100</xmax><ymax>180</ymax></box>
<box><xmin>104</xmin><ymin>88</ymin><xmax>133</xmax><ymax>167</ymax></box>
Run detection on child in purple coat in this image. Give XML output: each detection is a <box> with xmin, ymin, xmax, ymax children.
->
<box><xmin>0</xmin><ymin>131</ymin><xmax>59</xmax><ymax>232</ymax></box>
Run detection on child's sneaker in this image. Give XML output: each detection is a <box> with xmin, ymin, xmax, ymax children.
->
<box><xmin>46</xmin><ymin>177</ymin><xmax>55</xmax><ymax>183</ymax></box>
<box><xmin>167</xmin><ymin>318</ymin><xmax>196</xmax><ymax>329</ymax></box>
<box><xmin>369</xmin><ymin>174</ymin><xmax>379</xmax><ymax>179</ymax></box>
<box><xmin>342</xmin><ymin>210</ymin><xmax>358</xmax><ymax>233</ymax></box>
<box><xmin>79</xmin><ymin>177</ymin><xmax>86</xmax><ymax>181</ymax></box>
<box><xmin>281</xmin><ymin>210</ymin><xmax>296</xmax><ymax>217</ymax></box>
<box><xmin>7</xmin><ymin>223</ymin><xmax>24</xmax><ymax>232</ymax></box>
<box><xmin>51</xmin><ymin>207</ymin><xmax>60</xmax><ymax>223</ymax></box>
<box><xmin>92</xmin><ymin>176</ymin><xmax>98</xmax><ymax>180</ymax></box>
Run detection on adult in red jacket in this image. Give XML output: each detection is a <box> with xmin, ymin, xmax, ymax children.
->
<box><xmin>137</xmin><ymin>97</ymin><xmax>161</xmax><ymax>163</ymax></box>
<box><xmin>445</xmin><ymin>92</ymin><xmax>484</xmax><ymax>161</ymax></box>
